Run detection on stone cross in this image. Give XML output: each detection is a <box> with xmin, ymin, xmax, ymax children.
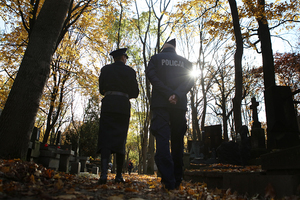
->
<box><xmin>250</xmin><ymin>97</ymin><xmax>261</xmax><ymax>129</ymax></box>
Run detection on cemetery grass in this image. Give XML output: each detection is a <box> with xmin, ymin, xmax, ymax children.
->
<box><xmin>0</xmin><ymin>159</ymin><xmax>298</xmax><ymax>200</ymax></box>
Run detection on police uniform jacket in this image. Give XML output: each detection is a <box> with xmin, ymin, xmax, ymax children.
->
<box><xmin>146</xmin><ymin>47</ymin><xmax>194</xmax><ymax>110</ymax></box>
<box><xmin>97</xmin><ymin>60</ymin><xmax>139</xmax><ymax>154</ymax></box>
<box><xmin>99</xmin><ymin>61</ymin><xmax>139</xmax><ymax>115</ymax></box>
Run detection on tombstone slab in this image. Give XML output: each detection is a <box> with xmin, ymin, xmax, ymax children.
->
<box><xmin>77</xmin><ymin>156</ymin><xmax>89</xmax><ymax>172</ymax></box>
<box><xmin>264</xmin><ymin>86</ymin><xmax>300</xmax><ymax>149</ymax></box>
<box><xmin>70</xmin><ymin>162</ymin><xmax>81</xmax><ymax>174</ymax></box>
<box><xmin>92</xmin><ymin>166</ymin><xmax>99</xmax><ymax>175</ymax></box>
<box><xmin>261</xmin><ymin>145</ymin><xmax>300</xmax><ymax>172</ymax></box>
<box><xmin>203</xmin><ymin>125</ymin><xmax>223</xmax><ymax>159</ymax></box>
<box><xmin>38</xmin><ymin>146</ymin><xmax>60</xmax><ymax>170</ymax></box>
<box><xmin>58</xmin><ymin>149</ymin><xmax>75</xmax><ymax>173</ymax></box>
<box><xmin>250</xmin><ymin>97</ymin><xmax>266</xmax><ymax>149</ymax></box>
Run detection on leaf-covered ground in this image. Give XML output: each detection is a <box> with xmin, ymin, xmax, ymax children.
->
<box><xmin>0</xmin><ymin>159</ymin><xmax>298</xmax><ymax>200</ymax></box>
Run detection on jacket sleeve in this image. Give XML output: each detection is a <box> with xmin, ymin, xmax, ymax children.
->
<box><xmin>129</xmin><ymin>70</ymin><xmax>139</xmax><ymax>99</ymax></box>
<box><xmin>146</xmin><ymin>56</ymin><xmax>174</xmax><ymax>99</ymax></box>
<box><xmin>99</xmin><ymin>67</ymin><xmax>106</xmax><ymax>96</ymax></box>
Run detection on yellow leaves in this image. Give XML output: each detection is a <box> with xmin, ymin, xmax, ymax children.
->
<box><xmin>187</xmin><ymin>188</ymin><xmax>196</xmax><ymax>195</ymax></box>
<box><xmin>149</xmin><ymin>185</ymin><xmax>156</xmax><ymax>189</ymax></box>
<box><xmin>46</xmin><ymin>169</ymin><xmax>54</xmax><ymax>178</ymax></box>
<box><xmin>241</xmin><ymin>0</ymin><xmax>299</xmax><ymax>22</ymax></box>
<box><xmin>54</xmin><ymin>179</ymin><xmax>64</xmax><ymax>190</ymax></box>
<box><xmin>53</xmin><ymin>173</ymin><xmax>62</xmax><ymax>179</ymax></box>
<box><xmin>0</xmin><ymin>166</ymin><xmax>10</xmax><ymax>173</ymax></box>
<box><xmin>0</xmin><ymin>159</ymin><xmax>289</xmax><ymax>199</ymax></box>
<box><xmin>147</xmin><ymin>179</ymin><xmax>158</xmax><ymax>189</ymax></box>
<box><xmin>30</xmin><ymin>174</ymin><xmax>36</xmax><ymax>183</ymax></box>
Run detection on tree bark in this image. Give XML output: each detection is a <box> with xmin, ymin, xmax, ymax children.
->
<box><xmin>190</xmin><ymin>90</ymin><xmax>200</xmax><ymax>141</ymax></box>
<box><xmin>0</xmin><ymin>0</ymin><xmax>71</xmax><ymax>160</ymax></box>
<box><xmin>147</xmin><ymin>133</ymin><xmax>155</xmax><ymax>174</ymax></box>
<box><xmin>228</xmin><ymin>0</ymin><xmax>243</xmax><ymax>135</ymax></box>
<box><xmin>199</xmin><ymin>25</ymin><xmax>207</xmax><ymax>139</ymax></box>
<box><xmin>221</xmin><ymin>82</ymin><xmax>229</xmax><ymax>141</ymax></box>
<box><xmin>142</xmin><ymin>125</ymin><xmax>148</xmax><ymax>174</ymax></box>
<box><xmin>256</xmin><ymin>0</ymin><xmax>276</xmax><ymax>89</ymax></box>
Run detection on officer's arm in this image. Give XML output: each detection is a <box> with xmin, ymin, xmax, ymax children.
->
<box><xmin>129</xmin><ymin>70</ymin><xmax>139</xmax><ymax>99</ymax></box>
<box><xmin>99</xmin><ymin>67</ymin><xmax>106</xmax><ymax>96</ymax></box>
<box><xmin>146</xmin><ymin>57</ymin><xmax>174</xmax><ymax>99</ymax></box>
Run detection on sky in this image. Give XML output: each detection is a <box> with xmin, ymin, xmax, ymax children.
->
<box><xmin>0</xmin><ymin>0</ymin><xmax>299</xmax><ymax>125</ymax></box>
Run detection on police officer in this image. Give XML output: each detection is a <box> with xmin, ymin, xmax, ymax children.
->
<box><xmin>146</xmin><ymin>39</ymin><xmax>194</xmax><ymax>190</ymax></box>
<box><xmin>97</xmin><ymin>48</ymin><xmax>139</xmax><ymax>184</ymax></box>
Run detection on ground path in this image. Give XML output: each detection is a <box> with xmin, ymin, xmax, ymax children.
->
<box><xmin>0</xmin><ymin>159</ymin><xmax>298</xmax><ymax>199</ymax></box>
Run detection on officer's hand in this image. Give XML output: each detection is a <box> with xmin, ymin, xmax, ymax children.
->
<box><xmin>169</xmin><ymin>94</ymin><xmax>178</xmax><ymax>105</ymax></box>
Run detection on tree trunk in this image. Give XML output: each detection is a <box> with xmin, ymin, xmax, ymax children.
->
<box><xmin>200</xmin><ymin>74</ymin><xmax>207</xmax><ymax>135</ymax></box>
<box><xmin>228</xmin><ymin>0</ymin><xmax>243</xmax><ymax>135</ymax></box>
<box><xmin>141</xmin><ymin>126</ymin><xmax>148</xmax><ymax>174</ymax></box>
<box><xmin>256</xmin><ymin>0</ymin><xmax>276</xmax><ymax>89</ymax></box>
<box><xmin>147</xmin><ymin>133</ymin><xmax>155</xmax><ymax>174</ymax></box>
<box><xmin>222</xmin><ymin>92</ymin><xmax>229</xmax><ymax>141</ymax></box>
<box><xmin>0</xmin><ymin>0</ymin><xmax>71</xmax><ymax>160</ymax></box>
<box><xmin>190</xmin><ymin>90</ymin><xmax>200</xmax><ymax>141</ymax></box>
<box><xmin>199</xmin><ymin>27</ymin><xmax>206</xmax><ymax>139</ymax></box>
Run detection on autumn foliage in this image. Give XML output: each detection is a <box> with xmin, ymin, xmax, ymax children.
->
<box><xmin>1</xmin><ymin>159</ymin><xmax>298</xmax><ymax>200</ymax></box>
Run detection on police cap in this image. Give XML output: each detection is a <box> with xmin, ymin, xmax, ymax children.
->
<box><xmin>166</xmin><ymin>39</ymin><xmax>176</xmax><ymax>48</ymax></box>
<box><xmin>109</xmin><ymin>48</ymin><xmax>128</xmax><ymax>59</ymax></box>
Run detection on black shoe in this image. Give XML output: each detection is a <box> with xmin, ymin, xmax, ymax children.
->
<box><xmin>98</xmin><ymin>158</ymin><xmax>108</xmax><ymax>185</ymax></box>
<box><xmin>115</xmin><ymin>176</ymin><xmax>125</xmax><ymax>183</ymax></box>
<box><xmin>98</xmin><ymin>177</ymin><xmax>107</xmax><ymax>185</ymax></box>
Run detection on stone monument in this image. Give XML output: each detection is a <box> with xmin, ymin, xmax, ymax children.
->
<box><xmin>264</xmin><ymin>86</ymin><xmax>300</xmax><ymax>149</ymax></box>
<box><xmin>250</xmin><ymin>97</ymin><xmax>266</xmax><ymax>149</ymax></box>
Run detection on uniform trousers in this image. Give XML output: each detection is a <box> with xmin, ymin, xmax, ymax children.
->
<box><xmin>97</xmin><ymin>112</ymin><xmax>130</xmax><ymax>155</ymax></box>
<box><xmin>150</xmin><ymin>107</ymin><xmax>187</xmax><ymax>190</ymax></box>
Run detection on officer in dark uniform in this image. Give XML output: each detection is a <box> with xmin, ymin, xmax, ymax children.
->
<box><xmin>97</xmin><ymin>48</ymin><xmax>139</xmax><ymax>184</ymax></box>
<box><xmin>146</xmin><ymin>39</ymin><xmax>194</xmax><ymax>190</ymax></box>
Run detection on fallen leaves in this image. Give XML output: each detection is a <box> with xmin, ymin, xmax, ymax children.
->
<box><xmin>0</xmin><ymin>159</ymin><xmax>298</xmax><ymax>200</ymax></box>
<box><xmin>190</xmin><ymin>163</ymin><xmax>264</xmax><ymax>173</ymax></box>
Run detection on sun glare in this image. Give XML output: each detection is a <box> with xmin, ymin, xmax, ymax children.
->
<box><xmin>189</xmin><ymin>68</ymin><xmax>201</xmax><ymax>78</ymax></box>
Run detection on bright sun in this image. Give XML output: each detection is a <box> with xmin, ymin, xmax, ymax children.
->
<box><xmin>189</xmin><ymin>68</ymin><xmax>201</xmax><ymax>78</ymax></box>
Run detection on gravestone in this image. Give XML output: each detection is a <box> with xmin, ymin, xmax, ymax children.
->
<box><xmin>203</xmin><ymin>125</ymin><xmax>223</xmax><ymax>158</ymax></box>
<box><xmin>78</xmin><ymin>156</ymin><xmax>89</xmax><ymax>172</ymax></box>
<box><xmin>92</xmin><ymin>166</ymin><xmax>99</xmax><ymax>175</ymax></box>
<box><xmin>260</xmin><ymin>86</ymin><xmax>300</xmax><ymax>196</ymax></box>
<box><xmin>70</xmin><ymin>161</ymin><xmax>81</xmax><ymax>174</ymax></box>
<box><xmin>38</xmin><ymin>145</ymin><xmax>60</xmax><ymax>170</ymax></box>
<box><xmin>217</xmin><ymin>141</ymin><xmax>241</xmax><ymax>165</ymax></box>
<box><xmin>261</xmin><ymin>145</ymin><xmax>300</xmax><ymax>174</ymax></box>
<box><xmin>58</xmin><ymin>145</ymin><xmax>74</xmax><ymax>173</ymax></box>
<box><xmin>217</xmin><ymin>126</ymin><xmax>250</xmax><ymax>165</ymax></box>
<box><xmin>264</xmin><ymin>86</ymin><xmax>300</xmax><ymax>149</ymax></box>
<box><xmin>189</xmin><ymin>141</ymin><xmax>202</xmax><ymax>162</ymax></box>
<box><xmin>27</xmin><ymin>127</ymin><xmax>41</xmax><ymax>162</ymax></box>
<box><xmin>250</xmin><ymin>97</ymin><xmax>266</xmax><ymax>149</ymax></box>
<box><xmin>238</xmin><ymin>126</ymin><xmax>251</xmax><ymax>165</ymax></box>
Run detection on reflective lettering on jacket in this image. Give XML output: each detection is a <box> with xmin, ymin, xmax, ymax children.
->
<box><xmin>161</xmin><ymin>59</ymin><xmax>185</xmax><ymax>68</ymax></box>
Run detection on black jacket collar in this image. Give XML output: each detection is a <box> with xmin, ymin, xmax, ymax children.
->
<box><xmin>115</xmin><ymin>61</ymin><xmax>125</xmax><ymax>65</ymax></box>
<box><xmin>161</xmin><ymin>47</ymin><xmax>176</xmax><ymax>54</ymax></box>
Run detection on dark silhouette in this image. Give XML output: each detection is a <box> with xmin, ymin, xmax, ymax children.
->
<box><xmin>97</xmin><ymin>48</ymin><xmax>139</xmax><ymax>184</ymax></box>
<box><xmin>146</xmin><ymin>39</ymin><xmax>194</xmax><ymax>190</ymax></box>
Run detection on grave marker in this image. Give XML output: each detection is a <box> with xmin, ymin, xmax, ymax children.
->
<box><xmin>250</xmin><ymin>97</ymin><xmax>266</xmax><ymax>149</ymax></box>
